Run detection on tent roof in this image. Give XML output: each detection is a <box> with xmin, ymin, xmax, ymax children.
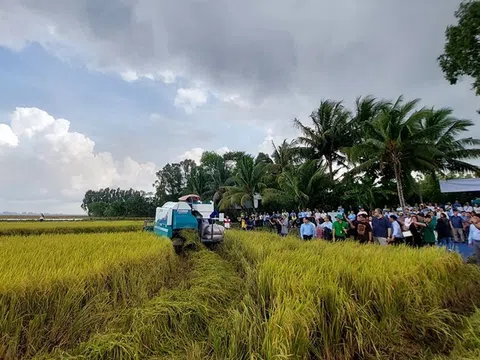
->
<box><xmin>439</xmin><ymin>178</ymin><xmax>480</xmax><ymax>193</ymax></box>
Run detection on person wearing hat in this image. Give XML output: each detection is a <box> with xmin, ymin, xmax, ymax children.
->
<box><xmin>333</xmin><ymin>213</ymin><xmax>349</xmax><ymax>242</ymax></box>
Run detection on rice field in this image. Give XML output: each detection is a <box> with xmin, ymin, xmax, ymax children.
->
<box><xmin>0</xmin><ymin>220</ymin><xmax>143</xmax><ymax>236</ymax></box>
<box><xmin>1</xmin><ymin>226</ymin><xmax>480</xmax><ymax>359</ymax></box>
<box><xmin>0</xmin><ymin>232</ymin><xmax>175</xmax><ymax>359</ymax></box>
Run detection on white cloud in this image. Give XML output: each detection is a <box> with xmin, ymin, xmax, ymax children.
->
<box><xmin>179</xmin><ymin>146</ymin><xmax>231</xmax><ymax>164</ymax></box>
<box><xmin>158</xmin><ymin>70</ymin><xmax>177</xmax><ymax>84</ymax></box>
<box><xmin>120</xmin><ymin>69</ymin><xmax>178</xmax><ymax>84</ymax></box>
<box><xmin>0</xmin><ymin>124</ymin><xmax>18</xmax><ymax>147</ymax></box>
<box><xmin>174</xmin><ymin>87</ymin><xmax>208</xmax><ymax>114</ymax></box>
<box><xmin>120</xmin><ymin>70</ymin><xmax>140</xmax><ymax>82</ymax></box>
<box><xmin>0</xmin><ymin>107</ymin><xmax>157</xmax><ymax>213</ymax></box>
<box><xmin>216</xmin><ymin>146</ymin><xmax>230</xmax><ymax>156</ymax></box>
<box><xmin>179</xmin><ymin>147</ymin><xmax>205</xmax><ymax>164</ymax></box>
<box><xmin>258</xmin><ymin>128</ymin><xmax>298</xmax><ymax>155</ymax></box>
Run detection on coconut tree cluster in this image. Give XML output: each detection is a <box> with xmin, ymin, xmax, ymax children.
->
<box><xmin>149</xmin><ymin>95</ymin><xmax>480</xmax><ymax>212</ymax></box>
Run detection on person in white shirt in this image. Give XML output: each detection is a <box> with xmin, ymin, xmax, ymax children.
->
<box><xmin>388</xmin><ymin>215</ymin><xmax>404</xmax><ymax>244</ymax></box>
<box><xmin>464</xmin><ymin>202</ymin><xmax>473</xmax><ymax>213</ymax></box>
<box><xmin>314</xmin><ymin>209</ymin><xmax>321</xmax><ymax>221</ymax></box>
<box><xmin>474</xmin><ymin>204</ymin><xmax>480</xmax><ymax>214</ymax></box>
<box><xmin>468</xmin><ymin>214</ymin><xmax>480</xmax><ymax>263</ymax></box>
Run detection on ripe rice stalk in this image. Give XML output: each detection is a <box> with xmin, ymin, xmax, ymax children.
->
<box><xmin>41</xmin><ymin>249</ymin><xmax>243</xmax><ymax>360</ymax></box>
<box><xmin>0</xmin><ymin>232</ymin><xmax>175</xmax><ymax>359</ymax></box>
<box><xmin>0</xmin><ymin>221</ymin><xmax>143</xmax><ymax>236</ymax></box>
<box><xmin>219</xmin><ymin>230</ymin><xmax>480</xmax><ymax>359</ymax></box>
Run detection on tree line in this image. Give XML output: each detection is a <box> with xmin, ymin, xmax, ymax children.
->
<box><xmin>81</xmin><ymin>1</ymin><xmax>480</xmax><ymax>217</ymax></box>
<box><xmin>81</xmin><ymin>188</ymin><xmax>158</xmax><ymax>217</ymax></box>
<box><xmin>82</xmin><ymin>95</ymin><xmax>480</xmax><ymax>217</ymax></box>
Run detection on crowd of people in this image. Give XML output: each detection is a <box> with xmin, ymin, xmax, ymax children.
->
<box><xmin>235</xmin><ymin>201</ymin><xmax>480</xmax><ymax>262</ymax></box>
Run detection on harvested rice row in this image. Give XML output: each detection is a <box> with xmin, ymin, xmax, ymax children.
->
<box><xmin>0</xmin><ymin>221</ymin><xmax>144</xmax><ymax>236</ymax></box>
<box><xmin>38</xmin><ymin>248</ymin><xmax>243</xmax><ymax>360</ymax></box>
<box><xmin>0</xmin><ymin>232</ymin><xmax>176</xmax><ymax>359</ymax></box>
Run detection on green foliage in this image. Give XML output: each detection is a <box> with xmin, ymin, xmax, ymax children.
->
<box><xmin>81</xmin><ymin>188</ymin><xmax>158</xmax><ymax>217</ymax></box>
<box><xmin>294</xmin><ymin>100</ymin><xmax>352</xmax><ymax>177</ymax></box>
<box><xmin>88</xmin><ymin>94</ymin><xmax>480</xmax><ymax>214</ymax></box>
<box><xmin>438</xmin><ymin>0</ymin><xmax>480</xmax><ymax>98</ymax></box>
<box><xmin>219</xmin><ymin>156</ymin><xmax>267</xmax><ymax>210</ymax></box>
<box><xmin>345</xmin><ymin>96</ymin><xmax>480</xmax><ymax>208</ymax></box>
<box><xmin>262</xmin><ymin>159</ymin><xmax>332</xmax><ymax>209</ymax></box>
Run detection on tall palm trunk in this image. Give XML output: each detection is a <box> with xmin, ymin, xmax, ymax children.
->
<box><xmin>393</xmin><ymin>159</ymin><xmax>406</xmax><ymax>209</ymax></box>
<box><xmin>326</xmin><ymin>155</ymin><xmax>334</xmax><ymax>180</ymax></box>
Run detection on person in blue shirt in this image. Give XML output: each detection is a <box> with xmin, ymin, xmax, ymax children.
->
<box><xmin>450</xmin><ymin>210</ymin><xmax>466</xmax><ymax>243</ymax></box>
<box><xmin>453</xmin><ymin>200</ymin><xmax>462</xmax><ymax>211</ymax></box>
<box><xmin>347</xmin><ymin>211</ymin><xmax>356</xmax><ymax>221</ymax></box>
<box><xmin>300</xmin><ymin>217</ymin><xmax>316</xmax><ymax>240</ymax></box>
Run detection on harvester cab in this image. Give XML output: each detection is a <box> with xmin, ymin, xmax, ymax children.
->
<box><xmin>151</xmin><ymin>194</ymin><xmax>225</xmax><ymax>252</ymax></box>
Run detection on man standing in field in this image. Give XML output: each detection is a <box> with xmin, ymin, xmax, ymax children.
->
<box><xmin>372</xmin><ymin>208</ymin><xmax>391</xmax><ymax>246</ymax></box>
<box><xmin>415</xmin><ymin>215</ymin><xmax>436</xmax><ymax>246</ymax></box>
<box><xmin>468</xmin><ymin>213</ymin><xmax>480</xmax><ymax>263</ymax></box>
<box><xmin>349</xmin><ymin>212</ymin><xmax>372</xmax><ymax>244</ymax></box>
<box><xmin>450</xmin><ymin>210</ymin><xmax>465</xmax><ymax>243</ymax></box>
<box><xmin>300</xmin><ymin>217</ymin><xmax>315</xmax><ymax>240</ymax></box>
<box><xmin>332</xmin><ymin>214</ymin><xmax>349</xmax><ymax>242</ymax></box>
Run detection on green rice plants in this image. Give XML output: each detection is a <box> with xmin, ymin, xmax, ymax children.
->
<box><xmin>0</xmin><ymin>232</ymin><xmax>175</xmax><ymax>359</ymax></box>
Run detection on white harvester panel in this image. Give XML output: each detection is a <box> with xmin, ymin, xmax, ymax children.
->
<box><xmin>191</xmin><ymin>203</ymin><xmax>214</xmax><ymax>218</ymax></box>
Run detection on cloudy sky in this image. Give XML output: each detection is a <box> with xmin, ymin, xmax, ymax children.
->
<box><xmin>0</xmin><ymin>0</ymin><xmax>478</xmax><ymax>214</ymax></box>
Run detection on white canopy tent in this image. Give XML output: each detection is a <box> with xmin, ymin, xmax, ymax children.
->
<box><xmin>439</xmin><ymin>178</ymin><xmax>480</xmax><ymax>193</ymax></box>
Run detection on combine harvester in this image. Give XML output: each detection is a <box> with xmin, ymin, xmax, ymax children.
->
<box><xmin>145</xmin><ymin>194</ymin><xmax>225</xmax><ymax>253</ymax></box>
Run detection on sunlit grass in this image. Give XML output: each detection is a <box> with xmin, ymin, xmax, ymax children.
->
<box><xmin>0</xmin><ymin>220</ymin><xmax>143</xmax><ymax>236</ymax></box>
<box><xmin>217</xmin><ymin>230</ymin><xmax>480</xmax><ymax>359</ymax></box>
<box><xmin>3</xmin><ymin>229</ymin><xmax>480</xmax><ymax>359</ymax></box>
<box><xmin>0</xmin><ymin>232</ymin><xmax>175</xmax><ymax>359</ymax></box>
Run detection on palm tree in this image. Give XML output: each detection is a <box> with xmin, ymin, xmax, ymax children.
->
<box><xmin>420</xmin><ymin>108</ymin><xmax>480</xmax><ymax>174</ymax></box>
<box><xmin>345</xmin><ymin>96</ymin><xmax>437</xmax><ymax>209</ymax></box>
<box><xmin>294</xmin><ymin>100</ymin><xmax>351</xmax><ymax>178</ymax></box>
<box><xmin>270</xmin><ymin>139</ymin><xmax>299</xmax><ymax>174</ymax></box>
<box><xmin>209</xmin><ymin>158</ymin><xmax>233</xmax><ymax>204</ymax></box>
<box><xmin>262</xmin><ymin>160</ymin><xmax>331</xmax><ymax>209</ymax></box>
<box><xmin>341</xmin><ymin>175</ymin><xmax>395</xmax><ymax>211</ymax></box>
<box><xmin>219</xmin><ymin>156</ymin><xmax>266</xmax><ymax>211</ymax></box>
<box><xmin>185</xmin><ymin>166</ymin><xmax>210</xmax><ymax>199</ymax></box>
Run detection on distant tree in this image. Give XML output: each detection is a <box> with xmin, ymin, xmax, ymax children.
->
<box><xmin>223</xmin><ymin>151</ymin><xmax>247</xmax><ymax>164</ymax></box>
<box><xmin>81</xmin><ymin>188</ymin><xmax>156</xmax><ymax>217</ymax></box>
<box><xmin>262</xmin><ymin>160</ymin><xmax>331</xmax><ymax>209</ymax></box>
<box><xmin>200</xmin><ymin>151</ymin><xmax>224</xmax><ymax>172</ymax></box>
<box><xmin>271</xmin><ymin>139</ymin><xmax>299</xmax><ymax>173</ymax></box>
<box><xmin>85</xmin><ymin>201</ymin><xmax>108</xmax><ymax>217</ymax></box>
<box><xmin>185</xmin><ymin>166</ymin><xmax>210</xmax><ymax>199</ymax></box>
<box><xmin>294</xmin><ymin>100</ymin><xmax>352</xmax><ymax>178</ymax></box>
<box><xmin>345</xmin><ymin>97</ymin><xmax>435</xmax><ymax>209</ymax></box>
<box><xmin>255</xmin><ymin>152</ymin><xmax>273</xmax><ymax>165</ymax></box>
<box><xmin>219</xmin><ymin>156</ymin><xmax>266</xmax><ymax>211</ymax></box>
<box><xmin>438</xmin><ymin>0</ymin><xmax>480</xmax><ymax>102</ymax></box>
<box><xmin>154</xmin><ymin>163</ymin><xmax>184</xmax><ymax>201</ymax></box>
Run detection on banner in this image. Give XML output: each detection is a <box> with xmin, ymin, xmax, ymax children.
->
<box><xmin>439</xmin><ymin>178</ymin><xmax>480</xmax><ymax>193</ymax></box>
